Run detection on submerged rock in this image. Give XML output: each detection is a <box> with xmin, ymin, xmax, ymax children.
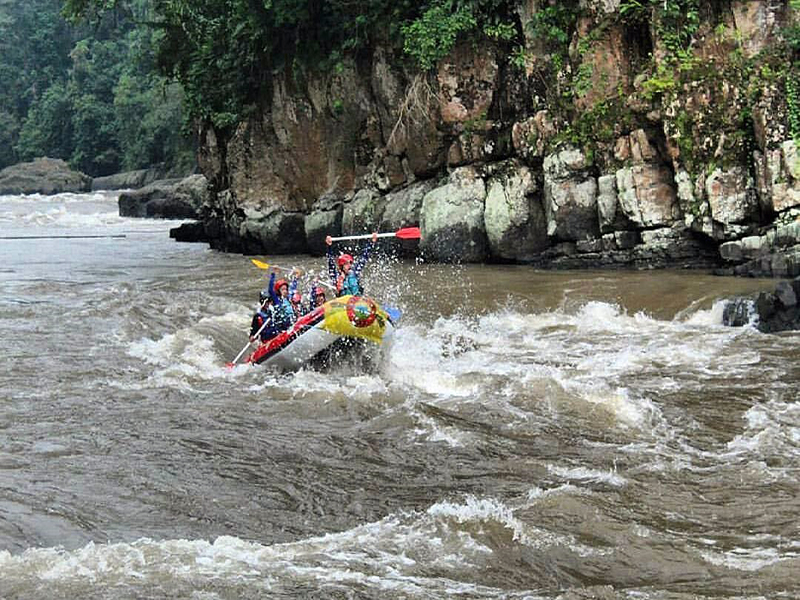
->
<box><xmin>723</xmin><ymin>276</ymin><xmax>800</xmax><ymax>332</ymax></box>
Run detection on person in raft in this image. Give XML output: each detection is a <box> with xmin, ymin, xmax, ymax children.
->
<box><xmin>304</xmin><ymin>283</ymin><xmax>327</xmax><ymax>313</ymax></box>
<box><xmin>249</xmin><ymin>287</ymin><xmax>278</xmax><ymax>343</ymax></box>
<box><xmin>325</xmin><ymin>232</ymin><xmax>378</xmax><ymax>297</ymax></box>
<box><xmin>268</xmin><ymin>268</ymin><xmax>300</xmax><ymax>331</ymax></box>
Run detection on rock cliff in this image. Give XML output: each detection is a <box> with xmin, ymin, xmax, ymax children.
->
<box><xmin>178</xmin><ymin>0</ymin><xmax>800</xmax><ymax>275</ymax></box>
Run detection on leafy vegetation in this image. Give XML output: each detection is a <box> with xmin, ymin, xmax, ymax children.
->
<box><xmin>61</xmin><ymin>0</ymin><xmax>520</xmax><ymax>136</ymax></box>
<box><xmin>0</xmin><ymin>0</ymin><xmax>193</xmax><ymax>175</ymax></box>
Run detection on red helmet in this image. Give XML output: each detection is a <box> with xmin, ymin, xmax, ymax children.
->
<box><xmin>314</xmin><ymin>286</ymin><xmax>326</xmax><ymax>298</ymax></box>
<box><xmin>337</xmin><ymin>253</ymin><xmax>354</xmax><ymax>268</ymax></box>
<box><xmin>274</xmin><ymin>279</ymin><xmax>289</xmax><ymax>294</ymax></box>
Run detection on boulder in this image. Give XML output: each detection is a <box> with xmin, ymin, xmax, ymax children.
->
<box><xmin>380</xmin><ymin>180</ymin><xmax>434</xmax><ymax>231</ymax></box>
<box><xmin>543</xmin><ymin>148</ymin><xmax>599</xmax><ymax>241</ymax></box>
<box><xmin>118</xmin><ymin>174</ymin><xmax>208</xmax><ymax>219</ymax></box>
<box><xmin>420</xmin><ymin>167</ymin><xmax>487</xmax><ymax>262</ymax></box>
<box><xmin>484</xmin><ymin>160</ymin><xmax>548</xmax><ymax>261</ymax></box>
<box><xmin>342</xmin><ymin>189</ymin><xmax>385</xmax><ymax>235</ymax></box>
<box><xmin>0</xmin><ymin>158</ymin><xmax>91</xmax><ymax>195</ymax></box>
<box><xmin>615</xmin><ymin>164</ymin><xmax>681</xmax><ymax>228</ymax></box>
<box><xmin>304</xmin><ymin>194</ymin><xmax>344</xmax><ymax>255</ymax></box>
<box><xmin>723</xmin><ymin>277</ymin><xmax>800</xmax><ymax>333</ymax></box>
<box><xmin>238</xmin><ymin>209</ymin><xmax>307</xmax><ymax>254</ymax></box>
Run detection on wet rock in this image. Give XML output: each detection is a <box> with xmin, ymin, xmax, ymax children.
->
<box><xmin>725</xmin><ymin>277</ymin><xmax>800</xmax><ymax>332</ymax></box>
<box><xmin>304</xmin><ymin>194</ymin><xmax>344</xmax><ymax>255</ymax></box>
<box><xmin>484</xmin><ymin>160</ymin><xmax>548</xmax><ymax>261</ymax></box>
<box><xmin>169</xmin><ymin>221</ymin><xmax>207</xmax><ymax>243</ymax></box>
<box><xmin>775</xmin><ymin>281</ymin><xmax>797</xmax><ymax>308</ymax></box>
<box><xmin>722</xmin><ymin>297</ymin><xmax>754</xmax><ymax>327</ymax></box>
<box><xmin>239</xmin><ymin>209</ymin><xmax>307</xmax><ymax>254</ymax></box>
<box><xmin>543</xmin><ymin>147</ymin><xmax>599</xmax><ymax>241</ymax></box>
<box><xmin>119</xmin><ymin>174</ymin><xmax>208</xmax><ymax>219</ymax></box>
<box><xmin>0</xmin><ymin>158</ymin><xmax>91</xmax><ymax>195</ymax></box>
<box><xmin>342</xmin><ymin>189</ymin><xmax>384</xmax><ymax>235</ymax></box>
<box><xmin>420</xmin><ymin>167</ymin><xmax>487</xmax><ymax>262</ymax></box>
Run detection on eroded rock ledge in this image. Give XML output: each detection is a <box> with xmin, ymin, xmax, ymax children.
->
<box><xmin>172</xmin><ymin>1</ymin><xmax>800</xmax><ymax>276</ymax></box>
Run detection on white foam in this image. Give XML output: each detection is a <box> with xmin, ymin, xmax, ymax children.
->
<box><xmin>546</xmin><ymin>464</ymin><xmax>627</xmax><ymax>487</ymax></box>
<box><xmin>725</xmin><ymin>401</ymin><xmax>800</xmax><ymax>462</ymax></box>
<box><xmin>700</xmin><ymin>546</ymin><xmax>798</xmax><ymax>571</ymax></box>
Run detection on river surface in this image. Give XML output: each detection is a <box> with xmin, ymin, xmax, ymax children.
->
<box><xmin>0</xmin><ymin>191</ymin><xmax>798</xmax><ymax>599</ymax></box>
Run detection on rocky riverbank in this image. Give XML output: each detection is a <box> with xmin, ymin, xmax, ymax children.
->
<box><xmin>165</xmin><ymin>1</ymin><xmax>800</xmax><ymax>276</ymax></box>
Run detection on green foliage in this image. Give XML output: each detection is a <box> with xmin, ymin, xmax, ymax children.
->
<box><xmin>788</xmin><ymin>67</ymin><xmax>800</xmax><ymax>144</ymax></box>
<box><xmin>0</xmin><ymin>111</ymin><xmax>21</xmax><ymax>167</ymax></box>
<box><xmin>61</xmin><ymin>0</ymin><xmax>520</xmax><ymax>132</ymax></box>
<box><xmin>641</xmin><ymin>65</ymin><xmax>677</xmax><ymax>100</ymax></box>
<box><xmin>401</xmin><ymin>1</ymin><xmax>477</xmax><ymax>70</ymax></box>
<box><xmin>1</xmin><ymin>0</ymin><xmax>193</xmax><ymax>175</ymax></box>
<box><xmin>15</xmin><ymin>82</ymin><xmax>75</xmax><ymax>162</ymax></box>
<box><xmin>527</xmin><ymin>4</ymin><xmax>574</xmax><ymax>47</ymax></box>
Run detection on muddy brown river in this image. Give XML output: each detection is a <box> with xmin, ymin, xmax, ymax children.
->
<box><xmin>1</xmin><ymin>191</ymin><xmax>798</xmax><ymax>599</ymax></box>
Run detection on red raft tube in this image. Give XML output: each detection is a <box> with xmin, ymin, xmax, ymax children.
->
<box><xmin>246</xmin><ymin>295</ymin><xmax>400</xmax><ymax>370</ymax></box>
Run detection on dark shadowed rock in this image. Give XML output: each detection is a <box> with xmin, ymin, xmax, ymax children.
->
<box><xmin>0</xmin><ymin>158</ymin><xmax>91</xmax><ymax>195</ymax></box>
<box><xmin>723</xmin><ymin>276</ymin><xmax>800</xmax><ymax>332</ymax></box>
<box><xmin>169</xmin><ymin>221</ymin><xmax>207</xmax><ymax>243</ymax></box>
<box><xmin>92</xmin><ymin>166</ymin><xmax>183</xmax><ymax>191</ymax></box>
<box><xmin>305</xmin><ymin>194</ymin><xmax>344</xmax><ymax>255</ymax></box>
<box><xmin>119</xmin><ymin>174</ymin><xmax>208</xmax><ymax>219</ymax></box>
<box><xmin>722</xmin><ymin>297</ymin><xmax>754</xmax><ymax>327</ymax></box>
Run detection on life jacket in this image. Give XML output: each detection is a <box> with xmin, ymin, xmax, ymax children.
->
<box><xmin>251</xmin><ymin>308</ymin><xmax>278</xmax><ymax>341</ymax></box>
<box><xmin>273</xmin><ymin>297</ymin><xmax>295</xmax><ymax>330</ymax></box>
<box><xmin>337</xmin><ymin>271</ymin><xmax>363</xmax><ymax>297</ymax></box>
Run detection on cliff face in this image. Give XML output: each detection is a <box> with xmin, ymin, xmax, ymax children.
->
<box><xmin>187</xmin><ymin>0</ymin><xmax>800</xmax><ymax>276</ymax></box>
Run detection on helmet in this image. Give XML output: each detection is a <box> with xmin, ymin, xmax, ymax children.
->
<box><xmin>337</xmin><ymin>253</ymin><xmax>354</xmax><ymax>268</ymax></box>
<box><xmin>274</xmin><ymin>279</ymin><xmax>289</xmax><ymax>294</ymax></box>
<box><xmin>258</xmin><ymin>288</ymin><xmax>270</xmax><ymax>303</ymax></box>
<box><xmin>314</xmin><ymin>286</ymin><xmax>326</xmax><ymax>298</ymax></box>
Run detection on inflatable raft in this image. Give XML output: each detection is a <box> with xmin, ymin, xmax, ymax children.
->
<box><xmin>246</xmin><ymin>295</ymin><xmax>398</xmax><ymax>370</ymax></box>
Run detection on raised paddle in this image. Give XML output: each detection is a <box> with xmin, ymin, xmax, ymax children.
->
<box><xmin>250</xmin><ymin>258</ymin><xmax>302</xmax><ymax>273</ymax></box>
<box><xmin>328</xmin><ymin>226</ymin><xmax>421</xmax><ymax>242</ymax></box>
<box><xmin>250</xmin><ymin>258</ymin><xmax>335</xmax><ymax>290</ymax></box>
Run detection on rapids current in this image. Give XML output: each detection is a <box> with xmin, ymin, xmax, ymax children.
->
<box><xmin>0</xmin><ymin>192</ymin><xmax>798</xmax><ymax>599</ymax></box>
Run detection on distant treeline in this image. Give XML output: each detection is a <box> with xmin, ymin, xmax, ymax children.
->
<box><xmin>0</xmin><ymin>0</ymin><xmax>194</xmax><ymax>176</ymax></box>
<box><xmin>58</xmin><ymin>0</ymin><xmax>521</xmax><ymax>137</ymax></box>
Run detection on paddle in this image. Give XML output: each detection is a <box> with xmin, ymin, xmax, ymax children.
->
<box><xmin>250</xmin><ymin>258</ymin><xmax>301</xmax><ymax>273</ymax></box>
<box><xmin>328</xmin><ymin>226</ymin><xmax>421</xmax><ymax>242</ymax></box>
<box><xmin>226</xmin><ymin>300</ymin><xmax>270</xmax><ymax>369</ymax></box>
<box><xmin>250</xmin><ymin>258</ymin><xmax>335</xmax><ymax>290</ymax></box>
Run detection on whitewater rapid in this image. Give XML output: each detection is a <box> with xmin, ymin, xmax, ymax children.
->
<box><xmin>1</xmin><ymin>191</ymin><xmax>798</xmax><ymax>599</ymax></box>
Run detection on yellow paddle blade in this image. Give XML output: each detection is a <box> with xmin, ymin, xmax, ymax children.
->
<box><xmin>251</xmin><ymin>259</ymin><xmax>270</xmax><ymax>270</ymax></box>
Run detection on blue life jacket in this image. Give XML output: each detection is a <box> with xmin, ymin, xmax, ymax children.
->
<box><xmin>338</xmin><ymin>271</ymin><xmax>363</xmax><ymax>296</ymax></box>
<box><xmin>251</xmin><ymin>307</ymin><xmax>279</xmax><ymax>341</ymax></box>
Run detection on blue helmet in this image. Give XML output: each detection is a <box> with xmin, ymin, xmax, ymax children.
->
<box><xmin>258</xmin><ymin>287</ymin><xmax>270</xmax><ymax>304</ymax></box>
